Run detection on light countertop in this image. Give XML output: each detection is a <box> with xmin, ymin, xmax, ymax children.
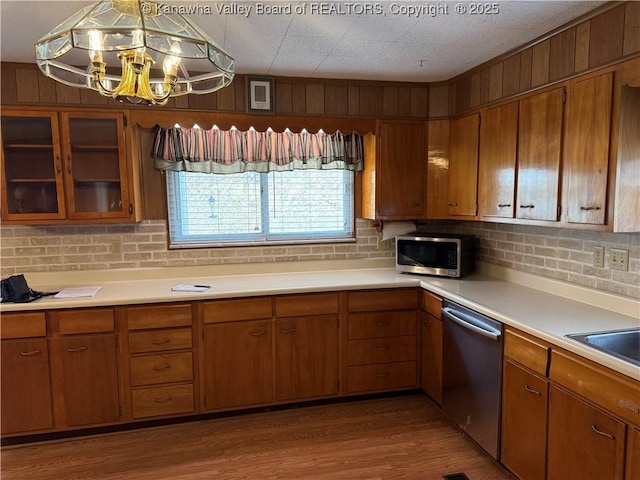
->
<box><xmin>2</xmin><ymin>259</ymin><xmax>639</xmax><ymax>380</ymax></box>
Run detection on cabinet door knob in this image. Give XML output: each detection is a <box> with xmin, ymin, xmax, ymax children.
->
<box><xmin>250</xmin><ymin>331</ymin><xmax>268</xmax><ymax>336</ymax></box>
<box><xmin>524</xmin><ymin>384</ymin><xmax>542</xmax><ymax>396</ymax></box>
<box><xmin>154</xmin><ymin>395</ymin><xmax>173</xmax><ymax>404</ymax></box>
<box><xmin>20</xmin><ymin>350</ymin><xmax>42</xmax><ymax>356</ymax></box>
<box><xmin>151</xmin><ymin>337</ymin><xmax>170</xmax><ymax>345</ymax></box>
<box><xmin>580</xmin><ymin>206</ymin><xmax>601</xmax><ymax>211</ymax></box>
<box><xmin>67</xmin><ymin>346</ymin><xmax>88</xmax><ymax>353</ymax></box>
<box><xmin>519</xmin><ymin>204</ymin><xmax>535</xmax><ymax>209</ymax></box>
<box><xmin>153</xmin><ymin>363</ymin><xmax>171</xmax><ymax>371</ymax></box>
<box><xmin>498</xmin><ymin>203</ymin><xmax>511</xmax><ymax>208</ymax></box>
<box><xmin>591</xmin><ymin>424</ymin><xmax>615</xmax><ymax>440</ymax></box>
<box><xmin>280</xmin><ymin>328</ymin><xmax>296</xmax><ymax>334</ymax></box>
<box><xmin>448</xmin><ymin>202</ymin><xmax>458</xmax><ymax>207</ymax></box>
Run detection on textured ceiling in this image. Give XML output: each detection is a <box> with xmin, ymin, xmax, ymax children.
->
<box><xmin>0</xmin><ymin>0</ymin><xmax>606</xmax><ymax>82</ymax></box>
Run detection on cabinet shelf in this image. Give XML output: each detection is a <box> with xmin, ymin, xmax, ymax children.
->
<box><xmin>71</xmin><ymin>143</ymin><xmax>119</xmax><ymax>152</ymax></box>
<box><xmin>4</xmin><ymin>143</ymin><xmax>54</xmax><ymax>150</ymax></box>
<box><xmin>8</xmin><ymin>178</ymin><xmax>57</xmax><ymax>183</ymax></box>
<box><xmin>74</xmin><ymin>179</ymin><xmax>122</xmax><ymax>184</ymax></box>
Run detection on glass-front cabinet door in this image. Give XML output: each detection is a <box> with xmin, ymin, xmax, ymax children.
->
<box><xmin>61</xmin><ymin>112</ymin><xmax>129</xmax><ymax>220</ymax></box>
<box><xmin>1</xmin><ymin>111</ymin><xmax>66</xmax><ymax>221</ymax></box>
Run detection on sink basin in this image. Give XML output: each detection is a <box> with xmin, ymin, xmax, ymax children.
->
<box><xmin>566</xmin><ymin>328</ymin><xmax>640</xmax><ymax>367</ymax></box>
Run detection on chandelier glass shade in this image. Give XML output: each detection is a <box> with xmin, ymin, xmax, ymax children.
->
<box><xmin>35</xmin><ymin>0</ymin><xmax>235</xmax><ymax>106</ymax></box>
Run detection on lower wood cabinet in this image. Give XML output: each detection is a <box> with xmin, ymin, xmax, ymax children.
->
<box><xmin>1</xmin><ymin>337</ymin><xmax>53</xmax><ymax>434</ymax></box>
<box><xmin>421</xmin><ymin>291</ymin><xmax>443</xmax><ymax>404</ymax></box>
<box><xmin>627</xmin><ymin>427</ymin><xmax>640</xmax><ymax>480</ymax></box>
<box><xmin>501</xmin><ymin>359</ymin><xmax>548</xmax><ymax>480</ymax></box>
<box><xmin>202</xmin><ymin>320</ymin><xmax>273</xmax><ymax>410</ymax></box>
<box><xmin>275</xmin><ymin>315</ymin><xmax>339</xmax><ymax>401</ymax></box>
<box><xmin>125</xmin><ymin>304</ymin><xmax>195</xmax><ymax>419</ymax></box>
<box><xmin>547</xmin><ymin>385</ymin><xmax>626</xmax><ymax>480</ymax></box>
<box><xmin>50</xmin><ymin>333</ymin><xmax>120</xmax><ymax>427</ymax></box>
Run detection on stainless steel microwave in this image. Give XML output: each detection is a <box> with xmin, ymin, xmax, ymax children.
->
<box><xmin>395</xmin><ymin>233</ymin><xmax>475</xmax><ymax>278</ymax></box>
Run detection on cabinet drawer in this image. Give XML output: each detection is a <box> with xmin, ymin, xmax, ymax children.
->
<box><xmin>550</xmin><ymin>349</ymin><xmax>640</xmax><ymax>426</ymax></box>
<box><xmin>1</xmin><ymin>312</ymin><xmax>46</xmax><ymax>339</ymax></box>
<box><xmin>348</xmin><ymin>362</ymin><xmax>417</xmax><ymax>393</ymax></box>
<box><xmin>127</xmin><ymin>304</ymin><xmax>192</xmax><ymax>330</ymax></box>
<box><xmin>504</xmin><ymin>328</ymin><xmax>549</xmax><ymax>376</ymax></box>
<box><xmin>348</xmin><ymin>288</ymin><xmax>418</xmax><ymax>312</ymax></box>
<box><xmin>131</xmin><ymin>384</ymin><xmax>194</xmax><ymax>419</ymax></box>
<box><xmin>54</xmin><ymin>309</ymin><xmax>114</xmax><ymax>334</ymax></box>
<box><xmin>347</xmin><ymin>336</ymin><xmax>416</xmax><ymax>365</ymax></box>
<box><xmin>128</xmin><ymin>328</ymin><xmax>192</xmax><ymax>353</ymax></box>
<box><xmin>421</xmin><ymin>290</ymin><xmax>442</xmax><ymax>318</ymax></box>
<box><xmin>203</xmin><ymin>297</ymin><xmax>272</xmax><ymax>324</ymax></box>
<box><xmin>275</xmin><ymin>293</ymin><xmax>339</xmax><ymax>317</ymax></box>
<box><xmin>348</xmin><ymin>311</ymin><xmax>417</xmax><ymax>339</ymax></box>
<box><xmin>129</xmin><ymin>352</ymin><xmax>193</xmax><ymax>386</ymax></box>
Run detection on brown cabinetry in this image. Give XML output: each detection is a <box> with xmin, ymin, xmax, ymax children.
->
<box><xmin>125</xmin><ymin>304</ymin><xmax>195</xmax><ymax>419</ymax></box>
<box><xmin>547</xmin><ymin>384</ymin><xmax>625</xmax><ymax>480</ymax></box>
<box><xmin>346</xmin><ymin>289</ymin><xmax>419</xmax><ymax>394</ymax></box>
<box><xmin>420</xmin><ymin>290</ymin><xmax>443</xmax><ymax>404</ymax></box>
<box><xmin>0</xmin><ymin>313</ymin><xmax>53</xmax><ymax>435</ymax></box>
<box><xmin>275</xmin><ymin>293</ymin><xmax>339</xmax><ymax>401</ymax></box>
<box><xmin>1</xmin><ymin>108</ymin><xmax>139</xmax><ymax>224</ymax></box>
<box><xmin>48</xmin><ymin>309</ymin><xmax>120</xmax><ymax>427</ymax></box>
<box><xmin>362</xmin><ymin>120</ymin><xmax>427</xmax><ymax>220</ymax></box>
<box><xmin>448</xmin><ymin>113</ymin><xmax>480</xmax><ymax>217</ymax></box>
<box><xmin>563</xmin><ymin>71</ymin><xmax>614</xmax><ymax>225</ymax></box>
<box><xmin>516</xmin><ymin>87</ymin><xmax>564</xmax><ymax>221</ymax></box>
<box><xmin>201</xmin><ymin>297</ymin><xmax>273</xmax><ymax>410</ymax></box>
<box><xmin>478</xmin><ymin>102</ymin><xmax>518</xmax><ymax>218</ymax></box>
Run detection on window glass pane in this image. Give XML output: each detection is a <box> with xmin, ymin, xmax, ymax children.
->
<box><xmin>166</xmin><ymin>169</ymin><xmax>354</xmax><ymax>246</ymax></box>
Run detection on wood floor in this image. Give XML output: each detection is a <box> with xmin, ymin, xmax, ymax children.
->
<box><xmin>1</xmin><ymin>394</ymin><xmax>512</xmax><ymax>480</ymax></box>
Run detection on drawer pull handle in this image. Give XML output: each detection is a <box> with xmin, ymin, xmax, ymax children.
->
<box><xmin>151</xmin><ymin>337</ymin><xmax>170</xmax><ymax>345</ymax></box>
<box><xmin>376</xmin><ymin>372</ymin><xmax>390</xmax><ymax>377</ymax></box>
<box><xmin>375</xmin><ymin>346</ymin><xmax>390</xmax><ymax>351</ymax></box>
<box><xmin>67</xmin><ymin>346</ymin><xmax>88</xmax><ymax>353</ymax></box>
<box><xmin>448</xmin><ymin>202</ymin><xmax>458</xmax><ymax>207</ymax></box>
<box><xmin>20</xmin><ymin>350</ymin><xmax>42</xmax><ymax>356</ymax></box>
<box><xmin>592</xmin><ymin>424</ymin><xmax>615</xmax><ymax>440</ymax></box>
<box><xmin>519</xmin><ymin>204</ymin><xmax>535</xmax><ymax>209</ymax></box>
<box><xmin>580</xmin><ymin>206</ymin><xmax>601</xmax><ymax>211</ymax></box>
<box><xmin>280</xmin><ymin>328</ymin><xmax>296</xmax><ymax>334</ymax></box>
<box><xmin>153</xmin><ymin>363</ymin><xmax>171</xmax><ymax>371</ymax></box>
<box><xmin>375</xmin><ymin>321</ymin><xmax>390</xmax><ymax>327</ymax></box>
<box><xmin>154</xmin><ymin>395</ymin><xmax>173</xmax><ymax>404</ymax></box>
<box><xmin>498</xmin><ymin>203</ymin><xmax>511</xmax><ymax>208</ymax></box>
<box><xmin>250</xmin><ymin>331</ymin><xmax>268</xmax><ymax>336</ymax></box>
<box><xmin>524</xmin><ymin>385</ymin><xmax>542</xmax><ymax>396</ymax></box>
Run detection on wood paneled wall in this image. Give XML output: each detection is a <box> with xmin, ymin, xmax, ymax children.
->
<box><xmin>0</xmin><ymin>63</ymin><xmax>430</xmax><ymax>120</ymax></box>
<box><xmin>450</xmin><ymin>2</ymin><xmax>640</xmax><ymax>116</ymax></box>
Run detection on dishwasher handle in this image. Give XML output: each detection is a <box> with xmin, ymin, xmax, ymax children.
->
<box><xmin>442</xmin><ymin>307</ymin><xmax>502</xmax><ymax>341</ymax></box>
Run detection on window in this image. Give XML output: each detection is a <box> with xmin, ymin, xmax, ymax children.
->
<box><xmin>166</xmin><ymin>169</ymin><xmax>354</xmax><ymax>247</ymax></box>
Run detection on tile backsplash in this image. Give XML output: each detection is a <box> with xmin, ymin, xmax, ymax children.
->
<box><xmin>1</xmin><ymin>219</ymin><xmax>638</xmax><ymax>299</ymax></box>
<box><xmin>418</xmin><ymin>221</ymin><xmax>640</xmax><ymax>299</ymax></box>
<box><xmin>0</xmin><ymin>219</ymin><xmax>393</xmax><ymax>276</ymax></box>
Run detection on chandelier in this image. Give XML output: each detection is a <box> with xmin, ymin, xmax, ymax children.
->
<box><xmin>35</xmin><ymin>0</ymin><xmax>234</xmax><ymax>106</ymax></box>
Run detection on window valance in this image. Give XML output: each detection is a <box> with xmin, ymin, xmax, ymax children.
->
<box><xmin>153</xmin><ymin>126</ymin><xmax>364</xmax><ymax>174</ymax></box>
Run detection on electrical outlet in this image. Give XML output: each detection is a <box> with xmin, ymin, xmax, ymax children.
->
<box><xmin>593</xmin><ymin>246</ymin><xmax>605</xmax><ymax>267</ymax></box>
<box><xmin>610</xmin><ymin>248</ymin><xmax>629</xmax><ymax>272</ymax></box>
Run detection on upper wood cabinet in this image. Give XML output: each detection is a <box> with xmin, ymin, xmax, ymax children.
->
<box><xmin>448</xmin><ymin>113</ymin><xmax>479</xmax><ymax>218</ymax></box>
<box><xmin>563</xmin><ymin>72</ymin><xmax>614</xmax><ymax>225</ymax></box>
<box><xmin>516</xmin><ymin>87</ymin><xmax>564</xmax><ymax>221</ymax></box>
<box><xmin>1</xmin><ymin>108</ymin><xmax>141</xmax><ymax>224</ymax></box>
<box><xmin>478</xmin><ymin>102</ymin><xmax>518</xmax><ymax>218</ymax></box>
<box><xmin>362</xmin><ymin>120</ymin><xmax>427</xmax><ymax>220</ymax></box>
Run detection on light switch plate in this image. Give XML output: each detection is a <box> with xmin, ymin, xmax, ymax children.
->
<box><xmin>610</xmin><ymin>248</ymin><xmax>629</xmax><ymax>272</ymax></box>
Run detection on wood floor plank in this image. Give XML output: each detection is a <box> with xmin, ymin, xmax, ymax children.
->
<box><xmin>1</xmin><ymin>395</ymin><xmax>512</xmax><ymax>480</ymax></box>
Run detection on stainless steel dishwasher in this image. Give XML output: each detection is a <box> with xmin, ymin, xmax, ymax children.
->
<box><xmin>441</xmin><ymin>299</ymin><xmax>504</xmax><ymax>460</ymax></box>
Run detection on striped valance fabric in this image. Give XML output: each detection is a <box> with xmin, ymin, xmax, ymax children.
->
<box><xmin>153</xmin><ymin>126</ymin><xmax>364</xmax><ymax>174</ymax></box>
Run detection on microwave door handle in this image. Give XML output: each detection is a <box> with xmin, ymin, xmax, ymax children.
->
<box><xmin>442</xmin><ymin>307</ymin><xmax>501</xmax><ymax>341</ymax></box>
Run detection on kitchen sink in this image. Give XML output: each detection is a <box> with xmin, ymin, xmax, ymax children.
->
<box><xmin>566</xmin><ymin>328</ymin><xmax>640</xmax><ymax>367</ymax></box>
